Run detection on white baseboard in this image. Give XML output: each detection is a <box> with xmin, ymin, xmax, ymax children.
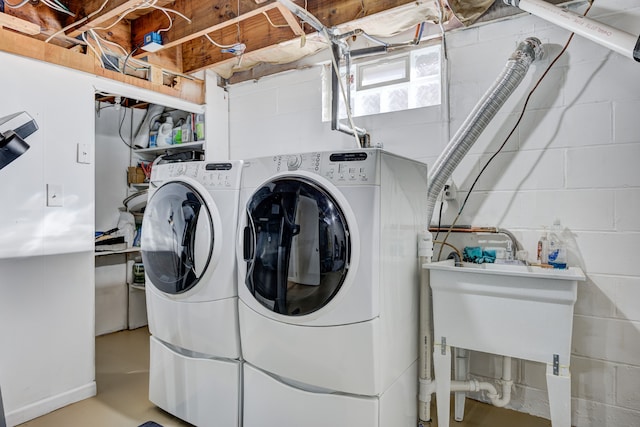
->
<box><xmin>5</xmin><ymin>382</ymin><xmax>96</xmax><ymax>426</ymax></box>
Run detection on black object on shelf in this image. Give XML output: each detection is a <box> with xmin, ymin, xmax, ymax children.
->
<box><xmin>0</xmin><ymin>131</ymin><xmax>30</xmax><ymax>171</ymax></box>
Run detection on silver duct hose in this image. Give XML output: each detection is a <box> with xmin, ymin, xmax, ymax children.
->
<box><xmin>426</xmin><ymin>37</ymin><xmax>544</xmax><ymax>222</ymax></box>
<box><xmin>419</xmin><ymin>37</ymin><xmax>543</xmax><ymax>424</ymax></box>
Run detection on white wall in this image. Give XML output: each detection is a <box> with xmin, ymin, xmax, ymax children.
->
<box><xmin>0</xmin><ymin>54</ymin><xmax>96</xmax><ymax>426</ymax></box>
<box><xmin>226</xmin><ymin>1</ymin><xmax>640</xmax><ymax>425</ymax></box>
<box><xmin>0</xmin><ymin>49</ymin><xmax>205</xmax><ymax>425</ymax></box>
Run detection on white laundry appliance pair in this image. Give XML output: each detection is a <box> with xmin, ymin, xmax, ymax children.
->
<box><xmin>141</xmin><ymin>160</ymin><xmax>243</xmax><ymax>427</ymax></box>
<box><xmin>237</xmin><ymin>149</ymin><xmax>428</xmax><ymax>427</ymax></box>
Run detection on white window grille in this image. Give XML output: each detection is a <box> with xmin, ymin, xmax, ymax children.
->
<box><xmin>323</xmin><ymin>44</ymin><xmax>441</xmax><ymax>120</ymax></box>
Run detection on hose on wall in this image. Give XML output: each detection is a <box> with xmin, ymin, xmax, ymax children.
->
<box><xmin>426</xmin><ymin>37</ymin><xmax>544</xmax><ymax>223</ymax></box>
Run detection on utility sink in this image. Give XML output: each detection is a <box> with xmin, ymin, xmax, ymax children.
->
<box><xmin>424</xmin><ymin>259</ymin><xmax>585</xmax><ymax>365</ymax></box>
<box><xmin>424</xmin><ymin>259</ymin><xmax>586</xmax><ymax>427</ymax></box>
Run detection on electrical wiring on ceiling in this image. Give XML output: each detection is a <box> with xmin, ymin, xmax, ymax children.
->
<box><xmin>435</xmin><ymin>0</ymin><xmax>596</xmax><ymax>261</ymax></box>
<box><xmin>85</xmin><ymin>29</ymin><xmax>149</xmax><ymax>75</ymax></box>
<box><xmin>156</xmin><ymin>8</ymin><xmax>173</xmax><ymax>33</ymax></box>
<box><xmin>45</xmin><ymin>0</ymin><xmax>109</xmax><ymax>43</ymax></box>
<box><xmin>204</xmin><ymin>0</ymin><xmax>246</xmax><ymax>66</ymax></box>
<box><xmin>204</xmin><ymin>0</ymin><xmax>244</xmax><ymax>51</ymax></box>
<box><xmin>44</xmin><ymin>0</ymin><xmax>192</xmax><ymax>72</ymax></box>
<box><xmin>71</xmin><ymin>0</ymin><xmax>194</xmax><ymax>75</ymax></box>
<box><xmin>152</xmin><ymin>3</ymin><xmax>191</xmax><ymax>27</ymax></box>
<box><xmin>263</xmin><ymin>11</ymin><xmax>289</xmax><ymax>29</ymax></box>
<box><xmin>5</xmin><ymin>0</ymin><xmax>75</xmax><ymax>16</ymax></box>
<box><xmin>205</xmin><ymin>34</ymin><xmax>238</xmax><ymax>50</ymax></box>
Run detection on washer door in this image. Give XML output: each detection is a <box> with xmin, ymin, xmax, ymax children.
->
<box><xmin>243</xmin><ymin>177</ymin><xmax>350</xmax><ymax>316</ymax></box>
<box><xmin>142</xmin><ymin>181</ymin><xmax>214</xmax><ymax>295</ymax></box>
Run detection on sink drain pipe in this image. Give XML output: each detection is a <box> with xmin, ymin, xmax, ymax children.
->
<box><xmin>419</xmin><ymin>37</ymin><xmax>543</xmax><ymax>423</ymax></box>
<box><xmin>503</xmin><ymin>0</ymin><xmax>640</xmax><ymax>63</ymax></box>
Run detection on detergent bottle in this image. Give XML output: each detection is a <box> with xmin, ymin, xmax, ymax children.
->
<box><xmin>547</xmin><ymin>220</ymin><xmax>567</xmax><ymax>269</ymax></box>
<box><xmin>157</xmin><ymin>116</ymin><xmax>173</xmax><ymax>147</ymax></box>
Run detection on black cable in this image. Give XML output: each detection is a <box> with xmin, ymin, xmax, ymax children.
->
<box><xmin>122</xmin><ymin>42</ymin><xmax>144</xmax><ymax>76</ymax></box>
<box><xmin>434</xmin><ymin>199</ymin><xmax>444</xmax><ymax>242</ymax></box>
<box><xmin>118</xmin><ymin>107</ymin><xmax>133</xmax><ymax>149</ymax></box>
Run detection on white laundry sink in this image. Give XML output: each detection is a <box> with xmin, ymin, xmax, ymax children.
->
<box><xmin>424</xmin><ymin>259</ymin><xmax>585</xmax><ymax>366</ymax></box>
<box><xmin>425</xmin><ymin>259</ymin><xmax>586</xmax><ymax>427</ymax></box>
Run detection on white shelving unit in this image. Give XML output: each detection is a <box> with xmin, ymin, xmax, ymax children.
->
<box><xmin>95</xmin><ymin>95</ymin><xmax>206</xmax><ymax>336</ymax></box>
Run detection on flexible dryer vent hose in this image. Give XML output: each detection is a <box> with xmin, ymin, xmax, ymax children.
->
<box><xmin>426</xmin><ymin>37</ymin><xmax>543</xmax><ymax>222</ymax></box>
<box><xmin>419</xmin><ymin>38</ymin><xmax>542</xmax><ymax>423</ymax></box>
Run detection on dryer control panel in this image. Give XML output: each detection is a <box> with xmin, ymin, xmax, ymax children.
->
<box><xmin>269</xmin><ymin>150</ymin><xmax>379</xmax><ymax>185</ymax></box>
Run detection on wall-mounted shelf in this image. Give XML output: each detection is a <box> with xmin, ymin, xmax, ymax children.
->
<box><xmin>130</xmin><ymin>183</ymin><xmax>150</xmax><ymax>190</ymax></box>
<box><xmin>133</xmin><ymin>141</ymin><xmax>204</xmax><ymax>159</ymax></box>
<box><xmin>95</xmin><ymin>247</ymin><xmax>141</xmax><ymax>257</ymax></box>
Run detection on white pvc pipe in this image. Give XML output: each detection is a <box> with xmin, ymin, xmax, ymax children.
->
<box><xmin>490</xmin><ymin>356</ymin><xmax>513</xmax><ymax>408</ymax></box>
<box><xmin>449</xmin><ymin>357</ymin><xmax>512</xmax><ymax>408</ymax></box>
<box><xmin>504</xmin><ymin>0</ymin><xmax>640</xmax><ymax>62</ymax></box>
<box><xmin>418</xmin><ymin>231</ymin><xmax>434</xmax><ymax>423</ymax></box>
<box><xmin>454</xmin><ymin>348</ymin><xmax>469</xmax><ymax>421</ymax></box>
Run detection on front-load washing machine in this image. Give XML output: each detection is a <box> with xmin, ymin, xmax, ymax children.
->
<box><xmin>142</xmin><ymin>160</ymin><xmax>243</xmax><ymax>427</ymax></box>
<box><xmin>237</xmin><ymin>149</ymin><xmax>428</xmax><ymax>427</ymax></box>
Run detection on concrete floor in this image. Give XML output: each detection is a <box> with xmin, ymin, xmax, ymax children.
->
<box><xmin>18</xmin><ymin>327</ymin><xmax>551</xmax><ymax>427</ymax></box>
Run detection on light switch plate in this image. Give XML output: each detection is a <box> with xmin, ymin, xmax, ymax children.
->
<box><xmin>47</xmin><ymin>184</ymin><xmax>63</xmax><ymax>207</ymax></box>
<box><xmin>77</xmin><ymin>143</ymin><xmax>91</xmax><ymax>164</ymax></box>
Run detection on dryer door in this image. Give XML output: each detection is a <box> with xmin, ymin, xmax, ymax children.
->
<box><xmin>142</xmin><ymin>181</ymin><xmax>214</xmax><ymax>295</ymax></box>
<box><xmin>243</xmin><ymin>177</ymin><xmax>350</xmax><ymax>316</ymax></box>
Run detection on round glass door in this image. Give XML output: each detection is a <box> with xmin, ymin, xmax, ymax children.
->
<box><xmin>142</xmin><ymin>181</ymin><xmax>213</xmax><ymax>294</ymax></box>
<box><xmin>243</xmin><ymin>177</ymin><xmax>350</xmax><ymax>316</ymax></box>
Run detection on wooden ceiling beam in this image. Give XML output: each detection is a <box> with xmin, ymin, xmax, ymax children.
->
<box><xmin>305</xmin><ymin>0</ymin><xmax>417</xmax><ymax>28</ymax></box>
<box><xmin>180</xmin><ymin>0</ymin><xmax>417</xmax><ymax>74</ymax></box>
<box><xmin>181</xmin><ymin>11</ymin><xmax>296</xmax><ymax>74</ymax></box>
<box><xmin>65</xmin><ymin>0</ymin><xmax>139</xmax><ymax>37</ymax></box>
<box><xmin>61</xmin><ymin>0</ymin><xmax>176</xmax><ymax>39</ymax></box>
<box><xmin>0</xmin><ymin>12</ymin><xmax>41</xmax><ymax>35</ymax></box>
<box><xmin>130</xmin><ymin>0</ymin><xmax>278</xmax><ymax>51</ymax></box>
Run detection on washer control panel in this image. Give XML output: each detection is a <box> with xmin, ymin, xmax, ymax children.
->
<box><xmin>152</xmin><ymin>161</ymin><xmax>241</xmax><ymax>189</ymax></box>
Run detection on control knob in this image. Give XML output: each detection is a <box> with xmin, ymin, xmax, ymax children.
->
<box><xmin>287</xmin><ymin>155</ymin><xmax>302</xmax><ymax>170</ymax></box>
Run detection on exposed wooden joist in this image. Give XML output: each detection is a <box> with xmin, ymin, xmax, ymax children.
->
<box><xmin>181</xmin><ymin>10</ymin><xmax>296</xmax><ymax>74</ymax></box>
<box><xmin>181</xmin><ymin>0</ymin><xmax>417</xmax><ymax>73</ymax></box>
<box><xmin>0</xmin><ymin>27</ymin><xmax>205</xmax><ymax>104</ymax></box>
<box><xmin>130</xmin><ymin>0</ymin><xmax>284</xmax><ymax>52</ymax></box>
<box><xmin>66</xmin><ymin>0</ymin><xmax>175</xmax><ymax>38</ymax></box>
<box><xmin>304</xmin><ymin>0</ymin><xmax>417</xmax><ymax>28</ymax></box>
<box><xmin>274</xmin><ymin>4</ymin><xmax>305</xmax><ymax>37</ymax></box>
<box><xmin>0</xmin><ymin>12</ymin><xmax>41</xmax><ymax>35</ymax></box>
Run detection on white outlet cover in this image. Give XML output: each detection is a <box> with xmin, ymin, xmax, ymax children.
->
<box><xmin>77</xmin><ymin>143</ymin><xmax>91</xmax><ymax>164</ymax></box>
<box><xmin>47</xmin><ymin>184</ymin><xmax>63</xmax><ymax>207</ymax></box>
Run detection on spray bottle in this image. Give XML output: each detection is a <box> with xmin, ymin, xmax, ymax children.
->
<box><xmin>537</xmin><ymin>227</ymin><xmax>549</xmax><ymax>264</ymax></box>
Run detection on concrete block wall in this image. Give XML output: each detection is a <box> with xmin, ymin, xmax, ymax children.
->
<box><xmin>227</xmin><ymin>0</ymin><xmax>640</xmax><ymax>425</ymax></box>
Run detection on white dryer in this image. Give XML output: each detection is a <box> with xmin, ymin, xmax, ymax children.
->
<box><xmin>237</xmin><ymin>149</ymin><xmax>428</xmax><ymax>427</ymax></box>
<box><xmin>142</xmin><ymin>160</ymin><xmax>243</xmax><ymax>427</ymax></box>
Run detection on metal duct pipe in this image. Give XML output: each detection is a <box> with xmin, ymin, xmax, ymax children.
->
<box><xmin>504</xmin><ymin>0</ymin><xmax>640</xmax><ymax>63</ymax></box>
<box><xmin>426</xmin><ymin>37</ymin><xmax>543</xmax><ymax>222</ymax></box>
<box><xmin>418</xmin><ymin>38</ymin><xmax>542</xmax><ymax>425</ymax></box>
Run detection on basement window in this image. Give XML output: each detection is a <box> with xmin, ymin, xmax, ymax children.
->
<box><xmin>323</xmin><ymin>44</ymin><xmax>441</xmax><ymax>120</ymax></box>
